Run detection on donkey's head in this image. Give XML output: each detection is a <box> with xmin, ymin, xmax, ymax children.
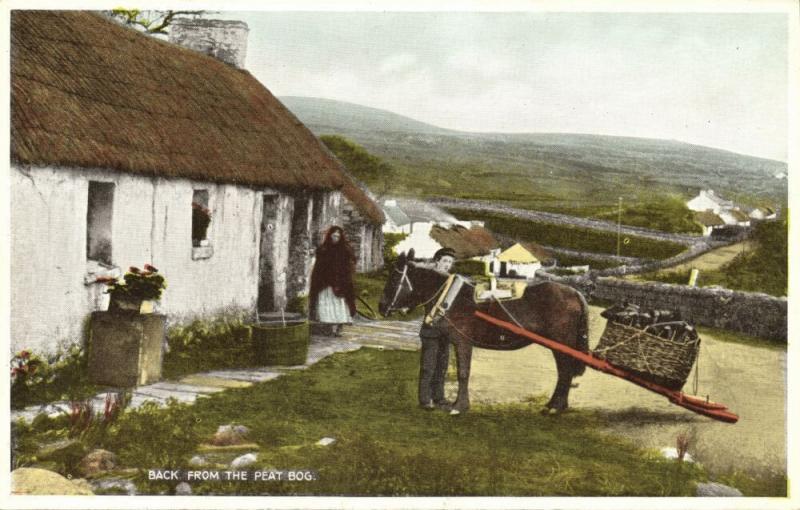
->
<box><xmin>379</xmin><ymin>249</ymin><xmax>419</xmax><ymax>317</ymax></box>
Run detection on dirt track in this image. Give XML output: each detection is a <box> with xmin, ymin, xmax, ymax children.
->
<box><xmin>451</xmin><ymin>305</ymin><xmax>786</xmax><ymax>477</ymax></box>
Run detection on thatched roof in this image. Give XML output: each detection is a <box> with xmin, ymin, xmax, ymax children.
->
<box><xmin>339</xmin><ymin>175</ymin><xmax>385</xmax><ymax>224</ymax></box>
<box><xmin>520</xmin><ymin>242</ymin><xmax>554</xmax><ymax>264</ymax></box>
<box><xmin>429</xmin><ymin>224</ymin><xmax>499</xmax><ymax>259</ymax></box>
<box><xmin>695</xmin><ymin>211</ymin><xmax>725</xmax><ymax>227</ymax></box>
<box><xmin>11</xmin><ymin>11</ymin><xmax>350</xmax><ymax>193</ymax></box>
<box><xmin>728</xmin><ymin>209</ymin><xmax>750</xmax><ymax>222</ymax></box>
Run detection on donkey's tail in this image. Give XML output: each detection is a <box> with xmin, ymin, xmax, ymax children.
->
<box><xmin>573</xmin><ymin>289</ymin><xmax>591</xmax><ymax>377</ymax></box>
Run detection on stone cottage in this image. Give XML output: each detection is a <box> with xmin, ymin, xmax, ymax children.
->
<box><xmin>10</xmin><ymin>11</ymin><xmax>383</xmax><ymax>355</ymax></box>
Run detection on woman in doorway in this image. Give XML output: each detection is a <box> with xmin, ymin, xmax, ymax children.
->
<box><xmin>309</xmin><ymin>226</ymin><xmax>356</xmax><ymax>336</ymax></box>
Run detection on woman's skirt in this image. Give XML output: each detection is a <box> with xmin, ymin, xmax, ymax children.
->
<box><xmin>316</xmin><ymin>287</ymin><xmax>352</xmax><ymax>324</ymax></box>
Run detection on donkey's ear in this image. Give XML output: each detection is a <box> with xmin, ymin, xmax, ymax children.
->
<box><xmin>397</xmin><ymin>251</ymin><xmax>406</xmax><ymax>264</ymax></box>
<box><xmin>407</xmin><ymin>248</ymin><xmax>415</xmax><ymax>261</ymax></box>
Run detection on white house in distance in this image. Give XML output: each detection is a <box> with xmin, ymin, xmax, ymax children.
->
<box><xmin>687</xmin><ymin>189</ymin><xmax>733</xmax><ymax>213</ymax></box>
<box><xmin>687</xmin><ymin>189</ymin><xmax>752</xmax><ymax>234</ymax></box>
<box><xmin>383</xmin><ymin>198</ymin><xmax>495</xmax><ymax>259</ymax></box>
<box><xmin>10</xmin><ymin>11</ymin><xmax>383</xmax><ymax>354</ymax></box>
<box><xmin>749</xmin><ymin>206</ymin><xmax>777</xmax><ymax>221</ymax></box>
<box><xmin>478</xmin><ymin>242</ymin><xmax>554</xmax><ymax>279</ymax></box>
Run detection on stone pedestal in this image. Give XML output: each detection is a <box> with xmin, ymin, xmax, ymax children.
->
<box><xmin>88</xmin><ymin>312</ymin><xmax>165</xmax><ymax>387</ymax></box>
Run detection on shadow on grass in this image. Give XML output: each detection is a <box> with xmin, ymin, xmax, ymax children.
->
<box><xmin>593</xmin><ymin>406</ymin><xmax>700</xmax><ymax>426</ymax></box>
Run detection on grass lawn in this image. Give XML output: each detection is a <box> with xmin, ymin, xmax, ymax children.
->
<box><xmin>15</xmin><ymin>348</ymin><xmax>713</xmax><ymax>496</ymax></box>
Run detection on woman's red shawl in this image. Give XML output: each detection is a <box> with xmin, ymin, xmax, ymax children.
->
<box><xmin>309</xmin><ymin>230</ymin><xmax>356</xmax><ymax>318</ymax></box>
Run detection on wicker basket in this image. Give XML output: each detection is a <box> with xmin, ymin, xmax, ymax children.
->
<box><xmin>593</xmin><ymin>321</ymin><xmax>700</xmax><ymax>390</ymax></box>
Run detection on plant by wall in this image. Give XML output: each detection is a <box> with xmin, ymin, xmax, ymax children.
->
<box><xmin>10</xmin><ymin>345</ymin><xmax>98</xmax><ymax>409</ymax></box>
<box><xmin>163</xmin><ymin>315</ymin><xmax>253</xmax><ymax>378</ymax></box>
<box><xmin>99</xmin><ymin>264</ymin><xmax>167</xmax><ymax>302</ymax></box>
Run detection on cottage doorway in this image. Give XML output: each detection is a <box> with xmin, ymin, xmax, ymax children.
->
<box><xmin>257</xmin><ymin>194</ymin><xmax>278</xmax><ymax>313</ymax></box>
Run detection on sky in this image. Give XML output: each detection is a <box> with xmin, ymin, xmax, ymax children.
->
<box><xmin>215</xmin><ymin>10</ymin><xmax>789</xmax><ymax>162</ymax></box>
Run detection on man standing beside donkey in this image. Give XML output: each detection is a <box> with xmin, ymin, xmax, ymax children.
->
<box><xmin>417</xmin><ymin>247</ymin><xmax>456</xmax><ymax>411</ymax></box>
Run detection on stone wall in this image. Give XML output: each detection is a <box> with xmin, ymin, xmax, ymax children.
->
<box><xmin>536</xmin><ymin>271</ymin><xmax>786</xmax><ymax>341</ymax></box>
<box><xmin>341</xmin><ymin>200</ymin><xmax>384</xmax><ymax>273</ymax></box>
<box><xmin>431</xmin><ymin>197</ymin><xmax>700</xmax><ymax>245</ymax></box>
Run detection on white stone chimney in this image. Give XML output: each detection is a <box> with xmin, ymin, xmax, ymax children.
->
<box><xmin>169</xmin><ymin>18</ymin><xmax>249</xmax><ymax>68</ymax></box>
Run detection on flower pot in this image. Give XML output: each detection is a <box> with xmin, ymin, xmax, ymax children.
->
<box><xmin>109</xmin><ymin>296</ymin><xmax>155</xmax><ymax>314</ymax></box>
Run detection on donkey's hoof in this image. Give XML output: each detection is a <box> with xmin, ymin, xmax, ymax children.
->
<box><xmin>541</xmin><ymin>407</ymin><xmax>561</xmax><ymax>416</ymax></box>
<box><xmin>449</xmin><ymin>409</ymin><xmax>462</xmax><ymax>416</ymax></box>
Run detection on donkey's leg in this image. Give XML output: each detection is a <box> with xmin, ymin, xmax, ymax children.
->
<box><xmin>545</xmin><ymin>354</ymin><xmax>574</xmax><ymax>412</ymax></box>
<box><xmin>451</xmin><ymin>339</ymin><xmax>473</xmax><ymax>415</ymax></box>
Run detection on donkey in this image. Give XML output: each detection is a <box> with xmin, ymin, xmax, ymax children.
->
<box><xmin>379</xmin><ymin>249</ymin><xmax>590</xmax><ymax>414</ymax></box>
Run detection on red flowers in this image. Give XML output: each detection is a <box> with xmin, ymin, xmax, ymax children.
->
<box><xmin>95</xmin><ymin>276</ymin><xmax>118</xmax><ymax>285</ymax></box>
<box><xmin>10</xmin><ymin>350</ymin><xmax>42</xmax><ymax>381</ymax></box>
<box><xmin>107</xmin><ymin>263</ymin><xmax>167</xmax><ymax>302</ymax></box>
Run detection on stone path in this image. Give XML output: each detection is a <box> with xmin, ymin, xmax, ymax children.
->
<box><xmin>11</xmin><ymin>319</ymin><xmax>421</xmax><ymax>423</ymax></box>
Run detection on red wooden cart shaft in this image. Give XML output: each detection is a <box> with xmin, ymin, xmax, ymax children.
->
<box><xmin>473</xmin><ymin>311</ymin><xmax>739</xmax><ymax>423</ymax></box>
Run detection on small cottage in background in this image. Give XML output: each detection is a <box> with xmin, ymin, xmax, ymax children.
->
<box><xmin>389</xmin><ymin>198</ymin><xmax>474</xmax><ymax>258</ymax></box>
<box><xmin>687</xmin><ymin>189</ymin><xmax>753</xmax><ymax>235</ymax></box>
<box><xmin>429</xmin><ymin>224</ymin><xmax>500</xmax><ymax>259</ymax></box>
<box><xmin>687</xmin><ymin>189</ymin><xmax>733</xmax><ymax>213</ymax></box>
<box><xmin>479</xmin><ymin>242</ymin><xmax>554</xmax><ymax>279</ymax></box>
<box><xmin>694</xmin><ymin>211</ymin><xmax>726</xmax><ymax>237</ymax></box>
<box><xmin>10</xmin><ymin>11</ymin><xmax>382</xmax><ymax>354</ymax></box>
<box><xmin>749</xmin><ymin>206</ymin><xmax>777</xmax><ymax>221</ymax></box>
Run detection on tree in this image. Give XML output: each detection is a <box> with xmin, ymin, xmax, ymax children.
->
<box><xmin>320</xmin><ymin>135</ymin><xmax>395</xmax><ymax>198</ymax></box>
<box><xmin>105</xmin><ymin>9</ymin><xmax>207</xmax><ymax>35</ymax></box>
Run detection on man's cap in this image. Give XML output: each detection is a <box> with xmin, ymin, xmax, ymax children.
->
<box><xmin>433</xmin><ymin>247</ymin><xmax>456</xmax><ymax>261</ymax></box>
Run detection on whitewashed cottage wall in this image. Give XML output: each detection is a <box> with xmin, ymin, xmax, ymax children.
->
<box><xmin>10</xmin><ymin>163</ymin><xmax>341</xmax><ymax>354</ymax></box>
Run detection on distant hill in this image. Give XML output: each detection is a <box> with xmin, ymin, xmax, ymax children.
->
<box><xmin>281</xmin><ymin>96</ymin><xmax>454</xmax><ymax>135</ymax></box>
<box><xmin>280</xmin><ymin>96</ymin><xmax>787</xmax><ymax>211</ymax></box>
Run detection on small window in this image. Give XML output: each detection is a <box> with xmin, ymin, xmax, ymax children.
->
<box><xmin>192</xmin><ymin>190</ymin><xmax>211</xmax><ymax>247</ymax></box>
<box><xmin>87</xmin><ymin>181</ymin><xmax>114</xmax><ymax>265</ymax></box>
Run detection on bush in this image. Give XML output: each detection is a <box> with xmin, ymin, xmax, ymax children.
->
<box><xmin>717</xmin><ymin>219</ymin><xmax>787</xmax><ymax>296</ymax></box>
<box><xmin>10</xmin><ymin>344</ymin><xmax>97</xmax><ymax>409</ymax></box>
<box><xmin>383</xmin><ymin>232</ymin><xmax>408</xmax><ymax>272</ymax></box>
<box><xmin>636</xmin><ymin>219</ymin><xmax>787</xmax><ymax>297</ymax></box>
<box><xmin>163</xmin><ymin>315</ymin><xmax>253</xmax><ymax>378</ymax></box>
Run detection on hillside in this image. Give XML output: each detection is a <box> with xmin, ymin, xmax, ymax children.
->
<box><xmin>281</xmin><ymin>96</ymin><xmax>454</xmax><ymax>135</ymax></box>
<box><xmin>281</xmin><ymin>96</ymin><xmax>787</xmax><ymax>214</ymax></box>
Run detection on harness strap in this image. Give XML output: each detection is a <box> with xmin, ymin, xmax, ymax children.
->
<box><xmin>387</xmin><ymin>265</ymin><xmax>410</xmax><ymax>313</ymax></box>
<box><xmin>425</xmin><ymin>274</ymin><xmax>455</xmax><ymax>325</ymax></box>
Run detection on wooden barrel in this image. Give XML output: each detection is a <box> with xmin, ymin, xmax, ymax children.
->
<box><xmin>251</xmin><ymin>315</ymin><xmax>309</xmax><ymax>366</ymax></box>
